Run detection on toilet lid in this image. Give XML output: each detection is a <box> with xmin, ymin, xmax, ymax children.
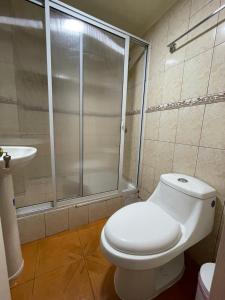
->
<box><xmin>104</xmin><ymin>202</ymin><xmax>182</xmax><ymax>255</ymax></box>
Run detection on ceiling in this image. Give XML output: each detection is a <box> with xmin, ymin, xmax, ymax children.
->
<box><xmin>64</xmin><ymin>0</ymin><xmax>178</xmax><ymax>36</ymax></box>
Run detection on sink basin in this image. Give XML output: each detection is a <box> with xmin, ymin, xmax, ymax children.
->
<box><xmin>0</xmin><ymin>146</ymin><xmax>37</xmax><ymax>281</ymax></box>
<box><xmin>0</xmin><ymin>146</ymin><xmax>37</xmax><ymax>169</ymax></box>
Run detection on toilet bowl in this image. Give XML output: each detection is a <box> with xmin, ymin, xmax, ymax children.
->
<box><xmin>101</xmin><ymin>173</ymin><xmax>216</xmax><ymax>300</ymax></box>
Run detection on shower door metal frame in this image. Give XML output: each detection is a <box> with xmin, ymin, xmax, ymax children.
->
<box><xmin>45</xmin><ymin>0</ymin><xmax>131</xmax><ymax>207</ymax></box>
<box><xmin>13</xmin><ymin>0</ymin><xmax>150</xmax><ymax>218</ymax></box>
<box><xmin>134</xmin><ymin>42</ymin><xmax>150</xmax><ymax>189</ymax></box>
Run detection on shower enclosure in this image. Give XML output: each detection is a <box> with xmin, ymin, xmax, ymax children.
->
<box><xmin>0</xmin><ymin>0</ymin><xmax>149</xmax><ymax>213</ymax></box>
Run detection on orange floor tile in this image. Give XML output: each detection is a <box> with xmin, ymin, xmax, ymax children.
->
<box><xmin>10</xmin><ymin>218</ymin><xmax>198</xmax><ymax>300</ymax></box>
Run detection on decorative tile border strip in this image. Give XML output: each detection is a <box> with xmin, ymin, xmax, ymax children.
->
<box><xmin>0</xmin><ymin>96</ymin><xmax>121</xmax><ymax>118</ymax></box>
<box><xmin>0</xmin><ymin>96</ymin><xmax>17</xmax><ymax>105</ymax></box>
<box><xmin>0</xmin><ymin>95</ymin><xmax>141</xmax><ymax>117</ymax></box>
<box><xmin>145</xmin><ymin>92</ymin><xmax>225</xmax><ymax>113</ymax></box>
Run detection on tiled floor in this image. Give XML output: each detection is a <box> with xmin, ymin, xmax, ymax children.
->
<box><xmin>11</xmin><ymin>218</ymin><xmax>199</xmax><ymax>300</ymax></box>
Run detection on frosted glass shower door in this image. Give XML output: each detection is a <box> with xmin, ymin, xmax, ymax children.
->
<box><xmin>49</xmin><ymin>4</ymin><xmax>126</xmax><ymax>201</ymax></box>
<box><xmin>50</xmin><ymin>9</ymin><xmax>81</xmax><ymax>200</ymax></box>
<box><xmin>82</xmin><ymin>26</ymin><xmax>125</xmax><ymax>196</ymax></box>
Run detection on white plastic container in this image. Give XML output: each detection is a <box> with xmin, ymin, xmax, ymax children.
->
<box><xmin>195</xmin><ymin>263</ymin><xmax>215</xmax><ymax>300</ymax></box>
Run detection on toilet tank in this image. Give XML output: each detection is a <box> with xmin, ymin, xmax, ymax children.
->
<box><xmin>151</xmin><ymin>173</ymin><xmax>216</xmax><ymax>225</ymax></box>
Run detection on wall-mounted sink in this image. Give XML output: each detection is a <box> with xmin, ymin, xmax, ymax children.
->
<box><xmin>0</xmin><ymin>146</ymin><xmax>37</xmax><ymax>281</ymax></box>
<box><xmin>0</xmin><ymin>146</ymin><xmax>37</xmax><ymax>169</ymax></box>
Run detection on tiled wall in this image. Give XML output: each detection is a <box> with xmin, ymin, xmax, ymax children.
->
<box><xmin>17</xmin><ymin>193</ymin><xmax>138</xmax><ymax>244</ymax></box>
<box><xmin>140</xmin><ymin>0</ymin><xmax>225</xmax><ymax>264</ymax></box>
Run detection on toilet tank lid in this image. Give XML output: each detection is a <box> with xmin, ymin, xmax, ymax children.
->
<box><xmin>160</xmin><ymin>174</ymin><xmax>216</xmax><ymax>199</ymax></box>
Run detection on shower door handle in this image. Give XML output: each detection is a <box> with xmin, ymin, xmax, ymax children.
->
<box><xmin>121</xmin><ymin>122</ymin><xmax>127</xmax><ymax>133</ymax></box>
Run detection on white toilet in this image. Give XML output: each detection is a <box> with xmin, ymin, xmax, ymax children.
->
<box><xmin>101</xmin><ymin>173</ymin><xmax>216</xmax><ymax>300</ymax></box>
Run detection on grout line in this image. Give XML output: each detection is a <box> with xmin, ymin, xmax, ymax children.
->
<box><xmin>171</xmin><ymin>109</ymin><xmax>180</xmax><ymax>171</ymax></box>
<box><xmin>143</xmin><ymin>137</ymin><xmax>225</xmax><ymax>151</ymax></box>
<box><xmin>178</xmin><ymin>0</ymin><xmax>191</xmax><ymax>101</ymax></box>
<box><xmin>178</xmin><ymin>57</ymin><xmax>186</xmax><ymax>103</ymax></box>
<box><xmin>193</xmin><ymin>104</ymin><xmax>207</xmax><ymax>176</ymax></box>
<box><xmin>157</xmin><ymin>110</ymin><xmax>162</xmax><ymax>140</ymax></box>
<box><xmin>206</xmin><ymin>4</ymin><xmax>220</xmax><ymax>95</ymax></box>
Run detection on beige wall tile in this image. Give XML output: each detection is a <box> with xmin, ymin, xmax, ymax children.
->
<box><xmin>45</xmin><ymin>208</ymin><xmax>68</xmax><ymax>236</ymax></box>
<box><xmin>208</xmin><ymin>42</ymin><xmax>225</xmax><ymax>94</ymax></box>
<box><xmin>176</xmin><ymin>105</ymin><xmax>205</xmax><ymax>145</ymax></box>
<box><xmin>0</xmin><ymin>29</ymin><xmax>13</xmax><ymax>64</ymax></box>
<box><xmin>69</xmin><ymin>206</ymin><xmax>89</xmax><ymax>229</ymax></box>
<box><xmin>185</xmin><ymin>0</ymin><xmax>219</xmax><ymax>60</ymax></box>
<box><xmin>145</xmin><ymin>112</ymin><xmax>160</xmax><ymax>140</ymax></box>
<box><xmin>0</xmin><ymin>103</ymin><xmax>19</xmax><ymax>134</ymax></box>
<box><xmin>147</xmin><ymin>72</ymin><xmax>164</xmax><ymax>106</ymax></box>
<box><xmin>154</xmin><ymin>141</ymin><xmax>175</xmax><ymax>184</ymax></box>
<box><xmin>139</xmin><ymin>188</ymin><xmax>151</xmax><ymax>200</ymax></box>
<box><xmin>151</xmin><ymin>13</ymin><xmax>169</xmax><ymax>49</ymax></box>
<box><xmin>158</xmin><ymin>109</ymin><xmax>178</xmax><ymax>142</ymax></box>
<box><xmin>21</xmin><ymin>110</ymin><xmax>50</xmax><ymax>135</ymax></box>
<box><xmin>162</xmin><ymin>63</ymin><xmax>184</xmax><ymax>103</ymax></box>
<box><xmin>173</xmin><ymin>144</ymin><xmax>198</xmax><ymax>176</ymax></box>
<box><xmin>191</xmin><ymin>0</ymin><xmax>212</xmax><ymax>16</ymax></box>
<box><xmin>18</xmin><ymin>214</ymin><xmax>45</xmax><ymax>244</ymax></box>
<box><xmin>165</xmin><ymin>47</ymin><xmax>186</xmax><ymax>71</ymax></box>
<box><xmin>140</xmin><ymin>164</ymin><xmax>155</xmax><ymax>194</ymax></box>
<box><xmin>142</xmin><ymin>139</ymin><xmax>159</xmax><ymax>168</ymax></box>
<box><xmin>24</xmin><ymin>179</ymin><xmax>45</xmax><ymax>206</ymax></box>
<box><xmin>200</xmin><ymin>102</ymin><xmax>225</xmax><ymax>149</ymax></box>
<box><xmin>181</xmin><ymin>49</ymin><xmax>213</xmax><ymax>99</ymax></box>
<box><xmin>106</xmin><ymin>197</ymin><xmax>122</xmax><ymax>216</ymax></box>
<box><xmin>195</xmin><ymin>147</ymin><xmax>225</xmax><ymax>204</ymax></box>
<box><xmin>0</xmin><ymin>62</ymin><xmax>16</xmax><ymax>100</ymax></box>
<box><xmin>149</xmin><ymin>15</ymin><xmax>169</xmax><ymax>75</ymax></box>
<box><xmin>122</xmin><ymin>194</ymin><xmax>139</xmax><ymax>206</ymax></box>
<box><xmin>89</xmin><ymin>201</ymin><xmax>108</xmax><ymax>223</ymax></box>
<box><xmin>149</xmin><ymin>50</ymin><xmax>166</xmax><ymax>75</ymax></box>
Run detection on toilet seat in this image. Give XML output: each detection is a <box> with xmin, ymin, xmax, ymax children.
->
<box><xmin>104</xmin><ymin>202</ymin><xmax>182</xmax><ymax>256</ymax></box>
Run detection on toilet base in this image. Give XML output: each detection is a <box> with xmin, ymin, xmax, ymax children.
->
<box><xmin>114</xmin><ymin>254</ymin><xmax>185</xmax><ymax>300</ymax></box>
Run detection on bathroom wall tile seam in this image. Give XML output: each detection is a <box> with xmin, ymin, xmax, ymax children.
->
<box><xmin>146</xmin><ymin>139</ymin><xmax>225</xmax><ymax>154</ymax></box>
<box><xmin>206</xmin><ymin>12</ymin><xmax>219</xmax><ymax>95</ymax></box>
<box><xmin>193</xmin><ymin>105</ymin><xmax>207</xmax><ymax>175</ymax></box>
<box><xmin>143</xmin><ymin>134</ymin><xmax>225</xmax><ymax>150</ymax></box>
<box><xmin>171</xmin><ymin>111</ymin><xmax>180</xmax><ymax>168</ymax></box>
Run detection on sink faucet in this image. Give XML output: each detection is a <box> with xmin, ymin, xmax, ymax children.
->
<box><xmin>0</xmin><ymin>147</ymin><xmax>11</xmax><ymax>169</ymax></box>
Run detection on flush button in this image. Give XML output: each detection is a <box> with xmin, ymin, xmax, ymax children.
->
<box><xmin>178</xmin><ymin>178</ymin><xmax>188</xmax><ymax>183</ymax></box>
